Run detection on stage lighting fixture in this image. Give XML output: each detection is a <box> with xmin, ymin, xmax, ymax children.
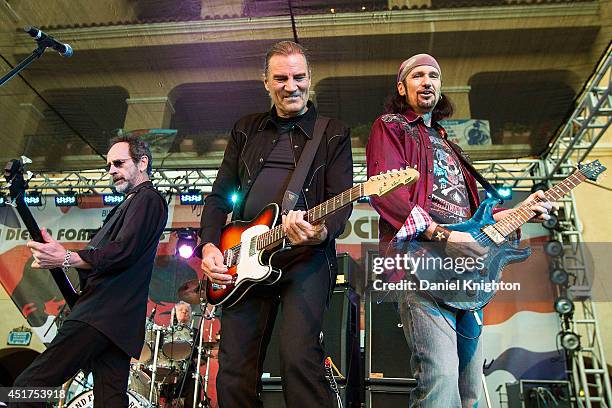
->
<box><xmin>560</xmin><ymin>331</ymin><xmax>581</xmax><ymax>351</ymax></box>
<box><xmin>24</xmin><ymin>192</ymin><xmax>42</xmax><ymax>207</ymax></box>
<box><xmin>55</xmin><ymin>193</ymin><xmax>78</xmax><ymax>207</ymax></box>
<box><xmin>102</xmin><ymin>193</ymin><xmax>125</xmax><ymax>206</ymax></box>
<box><xmin>543</xmin><ymin>213</ymin><xmax>559</xmax><ymax>230</ymax></box>
<box><xmin>554</xmin><ymin>296</ymin><xmax>574</xmax><ymax>315</ymax></box>
<box><xmin>486</xmin><ymin>185</ymin><xmax>513</xmax><ymax>200</ymax></box>
<box><xmin>179</xmin><ymin>190</ymin><xmax>204</xmax><ymax>205</ymax></box>
<box><xmin>176</xmin><ymin>229</ymin><xmax>198</xmax><ymax>259</ymax></box>
<box><xmin>230</xmin><ymin>193</ymin><xmax>239</xmax><ymax>205</ymax></box>
<box><xmin>549</xmin><ymin>268</ymin><xmax>569</xmax><ymax>286</ymax></box>
<box><xmin>544</xmin><ymin>240</ymin><xmax>563</xmax><ymax>257</ymax></box>
<box><xmin>496</xmin><ymin>186</ymin><xmax>513</xmax><ymax>200</ymax></box>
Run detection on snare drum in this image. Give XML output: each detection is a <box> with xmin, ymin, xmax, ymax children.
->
<box><xmin>162</xmin><ymin>325</ymin><xmax>193</xmax><ymax>360</ymax></box>
<box><xmin>154</xmin><ymin>352</ymin><xmax>183</xmax><ymax>380</ymax></box>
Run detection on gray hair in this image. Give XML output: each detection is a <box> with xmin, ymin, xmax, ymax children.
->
<box><xmin>264</xmin><ymin>40</ymin><xmax>310</xmax><ymax>77</ymax></box>
<box><xmin>109</xmin><ymin>133</ymin><xmax>153</xmax><ymax>175</ymax></box>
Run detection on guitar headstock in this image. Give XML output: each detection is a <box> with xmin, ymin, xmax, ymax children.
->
<box><xmin>3</xmin><ymin>157</ymin><xmax>32</xmax><ymax>201</ymax></box>
<box><xmin>579</xmin><ymin>160</ymin><xmax>607</xmax><ymax>181</ymax></box>
<box><xmin>363</xmin><ymin>167</ymin><xmax>420</xmax><ymax>197</ymax></box>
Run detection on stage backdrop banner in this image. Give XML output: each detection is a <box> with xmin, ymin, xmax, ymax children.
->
<box><xmin>440</xmin><ymin>119</ymin><xmax>492</xmax><ymax>146</ymax></box>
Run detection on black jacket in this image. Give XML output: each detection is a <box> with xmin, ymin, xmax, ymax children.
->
<box><xmin>73</xmin><ymin>181</ymin><xmax>168</xmax><ymax>357</ymax></box>
<box><xmin>200</xmin><ymin>102</ymin><xmax>353</xmax><ymax>275</ymax></box>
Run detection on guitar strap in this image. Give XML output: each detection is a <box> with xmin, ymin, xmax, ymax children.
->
<box><xmin>281</xmin><ymin>116</ymin><xmax>330</xmax><ymax>213</ymax></box>
<box><xmin>446</xmin><ymin>141</ymin><xmax>504</xmax><ymax>202</ymax></box>
<box><xmin>77</xmin><ymin>188</ymin><xmax>143</xmax><ymax>291</ymax></box>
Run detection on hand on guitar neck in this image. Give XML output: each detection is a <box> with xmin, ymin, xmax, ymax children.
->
<box><xmin>492</xmin><ymin>190</ymin><xmax>558</xmax><ymax>224</ymax></box>
<box><xmin>282</xmin><ymin>210</ymin><xmax>328</xmax><ymax>246</ymax></box>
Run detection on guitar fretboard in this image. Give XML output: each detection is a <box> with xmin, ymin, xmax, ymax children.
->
<box><xmin>492</xmin><ymin>171</ymin><xmax>587</xmax><ymax>237</ymax></box>
<box><xmin>256</xmin><ymin>184</ymin><xmax>363</xmax><ymax>250</ymax></box>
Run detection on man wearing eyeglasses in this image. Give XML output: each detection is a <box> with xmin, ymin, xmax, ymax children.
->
<box><xmin>13</xmin><ymin>135</ymin><xmax>168</xmax><ymax>407</ymax></box>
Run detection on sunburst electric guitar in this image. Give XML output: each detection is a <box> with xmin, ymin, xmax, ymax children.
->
<box><xmin>202</xmin><ymin>168</ymin><xmax>419</xmax><ymax>307</ymax></box>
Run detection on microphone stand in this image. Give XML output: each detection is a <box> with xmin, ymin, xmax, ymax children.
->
<box><xmin>0</xmin><ymin>45</ymin><xmax>46</xmax><ymax>87</ymax></box>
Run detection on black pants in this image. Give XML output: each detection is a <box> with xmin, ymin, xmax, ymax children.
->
<box><xmin>217</xmin><ymin>248</ymin><xmax>335</xmax><ymax>408</ymax></box>
<box><xmin>12</xmin><ymin>320</ymin><xmax>131</xmax><ymax>408</ymax></box>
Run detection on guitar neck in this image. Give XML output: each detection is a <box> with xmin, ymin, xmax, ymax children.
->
<box><xmin>492</xmin><ymin>170</ymin><xmax>587</xmax><ymax>238</ymax></box>
<box><xmin>256</xmin><ymin>184</ymin><xmax>363</xmax><ymax>250</ymax></box>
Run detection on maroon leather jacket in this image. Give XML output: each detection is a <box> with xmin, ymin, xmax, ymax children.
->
<box><xmin>366</xmin><ymin>109</ymin><xmax>482</xmax><ymax>247</ymax></box>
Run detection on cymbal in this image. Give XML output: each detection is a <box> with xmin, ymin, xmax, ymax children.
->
<box><xmin>177</xmin><ymin>279</ymin><xmax>205</xmax><ymax>304</ymax></box>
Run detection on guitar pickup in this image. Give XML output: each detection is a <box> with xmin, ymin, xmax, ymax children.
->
<box><xmin>481</xmin><ymin>225</ymin><xmax>505</xmax><ymax>246</ymax></box>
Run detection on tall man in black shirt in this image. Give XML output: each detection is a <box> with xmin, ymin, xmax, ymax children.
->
<box><xmin>199</xmin><ymin>41</ymin><xmax>353</xmax><ymax>407</ymax></box>
<box><xmin>14</xmin><ymin>135</ymin><xmax>168</xmax><ymax>407</ymax></box>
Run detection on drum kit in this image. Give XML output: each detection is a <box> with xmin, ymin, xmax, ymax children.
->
<box><xmin>58</xmin><ymin>279</ymin><xmax>218</xmax><ymax>408</ymax></box>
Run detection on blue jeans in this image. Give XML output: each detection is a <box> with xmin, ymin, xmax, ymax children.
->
<box><xmin>398</xmin><ymin>292</ymin><xmax>483</xmax><ymax>408</ymax></box>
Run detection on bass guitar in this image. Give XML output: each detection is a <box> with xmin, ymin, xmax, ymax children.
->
<box><xmin>411</xmin><ymin>160</ymin><xmax>606</xmax><ymax>311</ymax></box>
<box><xmin>4</xmin><ymin>157</ymin><xmax>79</xmax><ymax>307</ymax></box>
<box><xmin>203</xmin><ymin>168</ymin><xmax>420</xmax><ymax>307</ymax></box>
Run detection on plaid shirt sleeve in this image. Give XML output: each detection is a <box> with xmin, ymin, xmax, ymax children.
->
<box><xmin>393</xmin><ymin>205</ymin><xmax>433</xmax><ymax>242</ymax></box>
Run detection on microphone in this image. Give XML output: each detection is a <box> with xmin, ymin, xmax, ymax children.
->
<box><xmin>24</xmin><ymin>26</ymin><xmax>73</xmax><ymax>57</ymax></box>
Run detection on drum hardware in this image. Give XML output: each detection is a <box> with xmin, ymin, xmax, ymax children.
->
<box><xmin>149</xmin><ymin>324</ymin><xmax>164</xmax><ymax>402</ymax></box>
<box><xmin>194</xmin><ymin>302</ymin><xmax>217</xmax><ymax>408</ymax></box>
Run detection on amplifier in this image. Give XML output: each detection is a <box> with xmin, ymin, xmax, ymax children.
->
<box><xmin>506</xmin><ymin>380</ymin><xmax>572</xmax><ymax>408</ymax></box>
<box><xmin>261</xmin><ymin>285</ymin><xmax>361</xmax><ymax>406</ymax></box>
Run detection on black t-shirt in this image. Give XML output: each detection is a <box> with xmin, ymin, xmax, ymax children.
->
<box><xmin>242</xmin><ymin>112</ymin><xmax>307</xmax><ymax>220</ymax></box>
<box><xmin>427</xmin><ymin>127</ymin><xmax>471</xmax><ymax>225</ymax></box>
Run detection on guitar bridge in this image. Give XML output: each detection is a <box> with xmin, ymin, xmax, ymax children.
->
<box><xmin>482</xmin><ymin>225</ymin><xmax>505</xmax><ymax>246</ymax></box>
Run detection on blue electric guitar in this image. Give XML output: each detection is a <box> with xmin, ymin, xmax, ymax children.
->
<box><xmin>411</xmin><ymin>160</ymin><xmax>606</xmax><ymax>311</ymax></box>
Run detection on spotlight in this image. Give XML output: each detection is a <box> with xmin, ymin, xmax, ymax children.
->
<box><xmin>549</xmin><ymin>268</ymin><xmax>569</xmax><ymax>286</ymax></box>
<box><xmin>179</xmin><ymin>190</ymin><xmax>204</xmax><ymax>205</ymax></box>
<box><xmin>55</xmin><ymin>192</ymin><xmax>78</xmax><ymax>207</ymax></box>
<box><xmin>543</xmin><ymin>213</ymin><xmax>559</xmax><ymax>230</ymax></box>
<box><xmin>176</xmin><ymin>229</ymin><xmax>198</xmax><ymax>259</ymax></box>
<box><xmin>544</xmin><ymin>240</ymin><xmax>563</xmax><ymax>257</ymax></box>
<box><xmin>554</xmin><ymin>296</ymin><xmax>574</xmax><ymax>315</ymax></box>
<box><xmin>230</xmin><ymin>193</ymin><xmax>239</xmax><ymax>205</ymax></box>
<box><xmin>24</xmin><ymin>192</ymin><xmax>42</xmax><ymax>207</ymax></box>
<box><xmin>102</xmin><ymin>193</ymin><xmax>125</xmax><ymax>206</ymax></box>
<box><xmin>496</xmin><ymin>186</ymin><xmax>513</xmax><ymax>200</ymax></box>
<box><xmin>560</xmin><ymin>331</ymin><xmax>581</xmax><ymax>351</ymax></box>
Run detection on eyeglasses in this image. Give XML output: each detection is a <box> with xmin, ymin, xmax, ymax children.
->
<box><xmin>105</xmin><ymin>159</ymin><xmax>130</xmax><ymax>171</ymax></box>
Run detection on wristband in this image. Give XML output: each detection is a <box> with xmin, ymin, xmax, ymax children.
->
<box><xmin>62</xmin><ymin>250</ymin><xmax>72</xmax><ymax>272</ymax></box>
<box><xmin>431</xmin><ymin>225</ymin><xmax>451</xmax><ymax>242</ymax></box>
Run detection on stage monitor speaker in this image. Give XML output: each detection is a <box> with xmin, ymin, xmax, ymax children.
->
<box><xmin>506</xmin><ymin>380</ymin><xmax>571</xmax><ymax>408</ymax></box>
<box><xmin>261</xmin><ymin>377</ymin><xmax>347</xmax><ymax>408</ymax></box>
<box><xmin>366</xmin><ymin>379</ymin><xmax>415</xmax><ymax>408</ymax></box>
<box><xmin>365</xmin><ymin>249</ymin><xmax>413</xmax><ymax>380</ymax></box>
<box><xmin>261</xmin><ymin>285</ymin><xmax>361</xmax><ymax>407</ymax></box>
